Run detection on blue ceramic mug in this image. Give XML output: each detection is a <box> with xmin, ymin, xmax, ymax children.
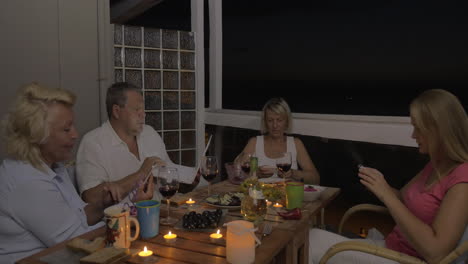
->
<box><xmin>136</xmin><ymin>200</ymin><xmax>160</xmax><ymax>239</ymax></box>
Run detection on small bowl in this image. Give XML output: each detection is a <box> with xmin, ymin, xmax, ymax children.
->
<box><xmin>303</xmin><ymin>185</ymin><xmax>325</xmax><ymax>201</ymax></box>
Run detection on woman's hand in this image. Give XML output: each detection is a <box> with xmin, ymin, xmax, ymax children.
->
<box><xmin>258</xmin><ymin>166</ymin><xmax>276</xmax><ymax>178</ymax></box>
<box><xmin>278</xmin><ymin>169</ymin><xmax>293</xmax><ymax>179</ymax></box>
<box><xmin>358</xmin><ymin>166</ymin><xmax>397</xmax><ymax>203</ymax></box>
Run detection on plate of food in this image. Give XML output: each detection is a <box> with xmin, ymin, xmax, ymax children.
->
<box><xmin>204</xmin><ymin>192</ymin><xmax>244</xmax><ymax>209</ymax></box>
<box><xmin>258</xmin><ymin>176</ymin><xmax>284</xmax><ymax>184</ymax></box>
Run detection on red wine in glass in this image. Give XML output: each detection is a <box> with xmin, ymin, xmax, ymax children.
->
<box><xmin>277</xmin><ymin>163</ymin><xmax>291</xmax><ymax>173</ymax></box>
<box><xmin>202</xmin><ymin>173</ymin><xmax>217</xmax><ymax>182</ymax></box>
<box><xmin>241</xmin><ymin>164</ymin><xmax>250</xmax><ymax>174</ymax></box>
<box><xmin>201</xmin><ymin>156</ymin><xmax>218</xmax><ymax>195</ymax></box>
<box><xmin>159</xmin><ymin>186</ymin><xmax>178</xmax><ymax>199</ymax></box>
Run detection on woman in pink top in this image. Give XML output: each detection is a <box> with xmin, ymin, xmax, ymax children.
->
<box><xmin>309</xmin><ymin>89</ymin><xmax>468</xmax><ymax>264</ymax></box>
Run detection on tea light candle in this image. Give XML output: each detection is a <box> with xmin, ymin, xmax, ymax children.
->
<box><xmin>273</xmin><ymin>203</ymin><xmax>283</xmax><ymax>208</ymax></box>
<box><xmin>138</xmin><ymin>246</ymin><xmax>153</xmax><ymax>257</ymax></box>
<box><xmin>265</xmin><ymin>199</ymin><xmax>272</xmax><ymax>207</ymax></box>
<box><xmin>210</xmin><ymin>229</ymin><xmax>223</xmax><ymax>242</ymax></box>
<box><xmin>186</xmin><ymin>198</ymin><xmax>196</xmax><ymax>205</ymax></box>
<box><xmin>164</xmin><ymin>231</ymin><xmax>177</xmax><ymax>243</ymax></box>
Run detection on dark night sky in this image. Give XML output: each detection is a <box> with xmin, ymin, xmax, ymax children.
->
<box><xmin>222</xmin><ymin>1</ymin><xmax>468</xmax><ymax>115</ymax></box>
<box><xmin>129</xmin><ymin>0</ymin><xmax>468</xmax><ymax>115</ymax></box>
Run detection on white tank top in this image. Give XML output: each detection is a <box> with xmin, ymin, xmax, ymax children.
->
<box><xmin>254</xmin><ymin>135</ymin><xmax>298</xmax><ymax>170</ymax></box>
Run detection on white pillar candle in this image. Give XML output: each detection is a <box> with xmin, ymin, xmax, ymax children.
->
<box><xmin>225</xmin><ymin>220</ymin><xmax>256</xmax><ymax>264</ymax></box>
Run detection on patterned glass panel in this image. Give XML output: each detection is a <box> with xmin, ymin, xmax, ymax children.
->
<box><xmin>180</xmin><ymin>52</ymin><xmax>194</xmax><ymax>70</ymax></box>
<box><xmin>162</xmin><ymin>51</ymin><xmax>178</xmax><ymax>69</ymax></box>
<box><xmin>144</xmin><ymin>49</ymin><xmax>160</xmax><ymax>69</ymax></box>
<box><xmin>163</xmin><ymin>71</ymin><xmax>179</xmax><ymax>90</ymax></box>
<box><xmin>125</xmin><ymin>48</ymin><xmax>142</xmax><ymax>68</ymax></box>
<box><xmin>163</xmin><ymin>91</ymin><xmax>179</xmax><ymax>110</ymax></box>
<box><xmin>181</xmin><ymin>72</ymin><xmax>195</xmax><ymax>90</ymax></box>
<box><xmin>145</xmin><ymin>112</ymin><xmax>161</xmax><ymax>131</ymax></box>
<box><xmin>181</xmin><ymin>131</ymin><xmax>195</xmax><ymax>149</ymax></box>
<box><xmin>124</xmin><ymin>26</ymin><xmax>142</xmax><ymax>46</ymax></box>
<box><xmin>114</xmin><ymin>47</ymin><xmax>122</xmax><ymax>67</ymax></box>
<box><xmin>115</xmin><ymin>69</ymin><xmax>123</xmax><ymax>83</ymax></box>
<box><xmin>163</xmin><ymin>131</ymin><xmax>179</xmax><ymax>150</ymax></box>
<box><xmin>163</xmin><ymin>111</ymin><xmax>179</xmax><ymax>130</ymax></box>
<box><xmin>144</xmin><ymin>91</ymin><xmax>161</xmax><ymax>110</ymax></box>
<box><xmin>144</xmin><ymin>28</ymin><xmax>160</xmax><ymax>48</ymax></box>
<box><xmin>181</xmin><ymin>92</ymin><xmax>195</xmax><ymax>109</ymax></box>
<box><xmin>162</xmin><ymin>30</ymin><xmax>178</xmax><ymax>49</ymax></box>
<box><xmin>180</xmin><ymin>31</ymin><xmax>195</xmax><ymax>50</ymax></box>
<box><xmin>125</xmin><ymin>70</ymin><xmax>142</xmax><ymax>88</ymax></box>
<box><xmin>181</xmin><ymin>111</ymin><xmax>195</xmax><ymax>129</ymax></box>
<box><xmin>144</xmin><ymin>71</ymin><xmax>161</xmax><ymax>89</ymax></box>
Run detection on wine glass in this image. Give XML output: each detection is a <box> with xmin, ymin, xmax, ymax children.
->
<box><xmin>157</xmin><ymin>167</ymin><xmax>179</xmax><ymax>225</ymax></box>
<box><xmin>238</xmin><ymin>153</ymin><xmax>252</xmax><ymax>176</ymax></box>
<box><xmin>276</xmin><ymin>152</ymin><xmax>292</xmax><ymax>182</ymax></box>
<box><xmin>201</xmin><ymin>156</ymin><xmax>219</xmax><ymax>196</ymax></box>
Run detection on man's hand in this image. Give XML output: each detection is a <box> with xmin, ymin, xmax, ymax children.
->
<box><xmin>102</xmin><ymin>182</ymin><xmax>122</xmax><ymax>207</ymax></box>
<box><xmin>134</xmin><ymin>172</ymin><xmax>155</xmax><ymax>202</ymax></box>
<box><xmin>137</xmin><ymin>156</ymin><xmax>166</xmax><ymax>178</ymax></box>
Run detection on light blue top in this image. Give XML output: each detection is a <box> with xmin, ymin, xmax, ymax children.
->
<box><xmin>0</xmin><ymin>159</ymin><xmax>101</xmax><ymax>264</ymax></box>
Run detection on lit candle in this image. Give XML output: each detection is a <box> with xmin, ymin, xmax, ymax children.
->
<box><xmin>186</xmin><ymin>198</ymin><xmax>196</xmax><ymax>205</ymax></box>
<box><xmin>210</xmin><ymin>229</ymin><xmax>223</xmax><ymax>242</ymax></box>
<box><xmin>138</xmin><ymin>246</ymin><xmax>153</xmax><ymax>257</ymax></box>
<box><xmin>164</xmin><ymin>231</ymin><xmax>177</xmax><ymax>243</ymax></box>
<box><xmin>273</xmin><ymin>203</ymin><xmax>283</xmax><ymax>208</ymax></box>
<box><xmin>265</xmin><ymin>199</ymin><xmax>272</xmax><ymax>207</ymax></box>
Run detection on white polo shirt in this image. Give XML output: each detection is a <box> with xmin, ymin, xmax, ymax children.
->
<box><xmin>76</xmin><ymin>121</ymin><xmax>196</xmax><ymax>201</ymax></box>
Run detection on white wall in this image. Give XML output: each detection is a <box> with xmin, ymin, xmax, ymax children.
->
<box><xmin>0</xmin><ymin>0</ymin><xmax>112</xmax><ymax>160</ymax></box>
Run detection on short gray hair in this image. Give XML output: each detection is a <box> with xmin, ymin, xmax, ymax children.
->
<box><xmin>105</xmin><ymin>82</ymin><xmax>140</xmax><ymax>119</ymax></box>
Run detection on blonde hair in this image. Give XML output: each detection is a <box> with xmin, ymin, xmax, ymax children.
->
<box><xmin>2</xmin><ymin>83</ymin><xmax>76</xmax><ymax>170</ymax></box>
<box><xmin>410</xmin><ymin>89</ymin><xmax>468</xmax><ymax>177</ymax></box>
<box><xmin>261</xmin><ymin>97</ymin><xmax>292</xmax><ymax>134</ymax></box>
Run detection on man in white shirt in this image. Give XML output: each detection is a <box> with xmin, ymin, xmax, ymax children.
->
<box><xmin>76</xmin><ymin>82</ymin><xmax>200</xmax><ymax>205</ymax></box>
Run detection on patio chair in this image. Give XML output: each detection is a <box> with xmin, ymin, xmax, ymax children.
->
<box><xmin>319</xmin><ymin>204</ymin><xmax>468</xmax><ymax>264</ymax></box>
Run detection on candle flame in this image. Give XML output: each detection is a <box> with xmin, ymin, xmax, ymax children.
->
<box><xmin>217</xmin><ymin>229</ymin><xmax>220</xmax><ymax>234</ymax></box>
<box><xmin>143</xmin><ymin>246</ymin><xmax>148</xmax><ymax>253</ymax></box>
<box><xmin>189</xmin><ymin>198</ymin><xmax>192</xmax><ymax>201</ymax></box>
<box><xmin>168</xmin><ymin>231</ymin><xmax>172</xmax><ymax>235</ymax></box>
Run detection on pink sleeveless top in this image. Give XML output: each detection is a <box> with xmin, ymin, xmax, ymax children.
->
<box><xmin>385</xmin><ymin>162</ymin><xmax>468</xmax><ymax>259</ymax></box>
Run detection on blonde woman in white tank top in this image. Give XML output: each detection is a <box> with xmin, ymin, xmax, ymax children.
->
<box><xmin>235</xmin><ymin>98</ymin><xmax>320</xmax><ymax>184</ymax></box>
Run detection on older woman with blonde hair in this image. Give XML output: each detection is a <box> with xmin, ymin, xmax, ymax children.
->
<box><xmin>308</xmin><ymin>89</ymin><xmax>468</xmax><ymax>264</ymax></box>
<box><xmin>236</xmin><ymin>97</ymin><xmax>320</xmax><ymax>184</ymax></box>
<box><xmin>0</xmin><ymin>83</ymin><xmax>153</xmax><ymax>264</ymax></box>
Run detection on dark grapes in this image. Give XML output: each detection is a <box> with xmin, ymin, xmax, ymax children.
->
<box><xmin>182</xmin><ymin>209</ymin><xmax>223</xmax><ymax>230</ymax></box>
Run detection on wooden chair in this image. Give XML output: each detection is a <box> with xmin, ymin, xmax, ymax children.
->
<box><xmin>319</xmin><ymin>204</ymin><xmax>468</xmax><ymax>264</ymax></box>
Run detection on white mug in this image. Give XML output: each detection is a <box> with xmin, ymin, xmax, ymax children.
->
<box><xmin>104</xmin><ymin>204</ymin><xmax>140</xmax><ymax>249</ymax></box>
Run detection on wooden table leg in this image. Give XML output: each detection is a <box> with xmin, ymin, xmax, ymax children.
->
<box><xmin>284</xmin><ymin>221</ymin><xmax>309</xmax><ymax>264</ymax></box>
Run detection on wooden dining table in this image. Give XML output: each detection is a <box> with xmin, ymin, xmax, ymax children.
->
<box><xmin>17</xmin><ymin>180</ymin><xmax>340</xmax><ymax>264</ymax></box>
